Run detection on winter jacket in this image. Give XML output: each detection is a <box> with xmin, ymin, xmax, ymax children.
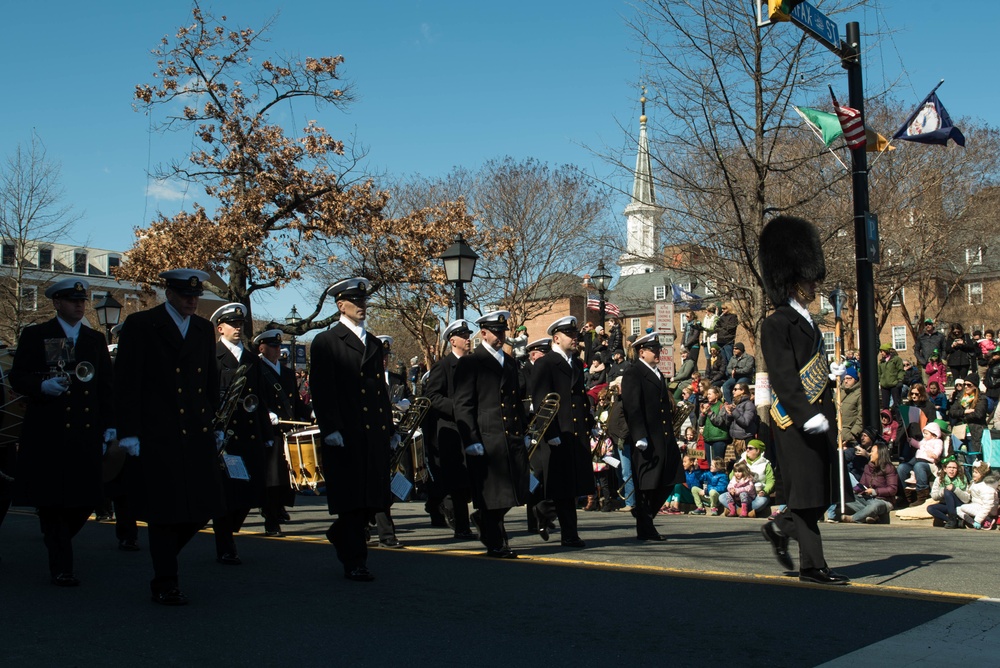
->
<box><xmin>714</xmin><ymin>314</ymin><xmax>737</xmax><ymax>346</ymax></box>
<box><xmin>707</xmin><ymin>354</ymin><xmax>727</xmax><ymax>385</ymax></box>
<box><xmin>726</xmin><ymin>352</ymin><xmax>755</xmax><ymax>380</ymax></box>
<box><xmin>914</xmin><ymin>437</ymin><xmax>944</xmax><ymax>464</ymax></box>
<box><xmin>925</xmin><ymin>360</ymin><xmax>948</xmax><ymax>388</ymax></box>
<box><xmin>858</xmin><ymin>462</ymin><xmax>899</xmax><ymax>503</ymax></box>
<box><xmin>683</xmin><ymin>467</ymin><xmax>702</xmax><ymax>489</ymax></box>
<box><xmin>949</xmin><ymin>395</ymin><xmax>989</xmax><ymax>447</ymax></box>
<box><xmin>699</xmin><ymin>401</ymin><xmax>730</xmax><ymax>443</ymax></box>
<box><xmin>985</xmin><ymin>360</ymin><xmax>1000</xmax><ymax>399</ymax></box>
<box><xmin>672</xmin><ymin>358</ymin><xmax>696</xmax><ymax>384</ymax></box>
<box><xmin>878</xmin><ymin>353</ymin><xmax>905</xmax><ymax>389</ymax></box>
<box><xmin>700</xmin><ymin>470</ymin><xmax>729</xmax><ymax>495</ymax></box>
<box><xmin>727</xmin><ymin>474</ymin><xmax>756</xmax><ymax>499</ymax></box>
<box><xmin>736</xmin><ymin>451</ymin><xmax>775</xmax><ymax>495</ymax></box>
<box><xmin>931</xmin><ymin>474</ymin><xmax>971</xmax><ymax>503</ymax></box>
<box><xmin>958</xmin><ymin>479</ymin><xmax>998</xmax><ymax>524</ymax></box>
<box><xmin>839</xmin><ymin>382</ymin><xmax>863</xmax><ymax>445</ymax></box>
<box><xmin>928</xmin><ymin>391</ymin><xmax>948</xmax><ymax>415</ymax></box>
<box><xmin>944</xmin><ymin>334</ymin><xmax>977</xmax><ymax>369</ymax></box>
<box><xmin>903</xmin><ymin>367</ymin><xmax>922</xmax><ymax>387</ymax></box>
<box><xmin>916</xmin><ymin>331</ymin><xmax>945</xmax><ymax>366</ymax></box>
<box><xmin>728</xmin><ymin>397</ymin><xmax>759</xmax><ymax>440</ymax></box>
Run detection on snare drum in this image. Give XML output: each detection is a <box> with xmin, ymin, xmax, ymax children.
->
<box><xmin>283</xmin><ymin>427</ymin><xmax>325</xmax><ymax>494</ymax></box>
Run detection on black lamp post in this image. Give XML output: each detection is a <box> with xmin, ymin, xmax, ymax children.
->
<box><xmin>591</xmin><ymin>260</ymin><xmax>612</xmax><ymax>328</ymax></box>
<box><xmin>438</xmin><ymin>233</ymin><xmax>479</xmax><ymax>320</ymax></box>
<box><xmin>285</xmin><ymin>304</ymin><xmax>302</xmax><ymax>370</ymax></box>
<box><xmin>94</xmin><ymin>293</ymin><xmax>123</xmax><ymax>344</ymax></box>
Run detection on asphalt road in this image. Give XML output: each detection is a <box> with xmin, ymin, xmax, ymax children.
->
<box><xmin>2</xmin><ymin>498</ymin><xmax>997</xmax><ymax>666</ymax></box>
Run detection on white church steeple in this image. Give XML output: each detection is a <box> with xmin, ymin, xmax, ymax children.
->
<box><xmin>619</xmin><ymin>88</ymin><xmax>662</xmax><ymax>276</ymax></box>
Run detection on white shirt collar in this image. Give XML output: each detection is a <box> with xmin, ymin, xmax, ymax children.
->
<box><xmin>480</xmin><ymin>340</ymin><xmax>504</xmax><ymax>367</ymax></box>
<box><xmin>56</xmin><ymin>316</ymin><xmax>82</xmax><ymax>341</ymax></box>
<box><xmin>640</xmin><ymin>358</ymin><xmax>662</xmax><ymax>378</ymax></box>
<box><xmin>261</xmin><ymin>356</ymin><xmax>282</xmax><ymax>375</ymax></box>
<box><xmin>553</xmin><ymin>346</ymin><xmax>573</xmax><ymax>366</ymax></box>
<box><xmin>789</xmin><ymin>298</ymin><xmax>813</xmax><ymax>324</ymax></box>
<box><xmin>340</xmin><ymin>316</ymin><xmax>366</xmax><ymax>344</ymax></box>
<box><xmin>163</xmin><ymin>301</ymin><xmax>190</xmax><ymax>336</ymax></box>
<box><xmin>221</xmin><ymin>337</ymin><xmax>244</xmax><ymax>359</ymax></box>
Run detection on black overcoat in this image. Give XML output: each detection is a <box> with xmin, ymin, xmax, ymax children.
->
<box><xmin>760</xmin><ymin>305</ymin><xmax>837</xmax><ymax>509</ymax></box>
<box><xmin>309</xmin><ymin>324</ymin><xmax>392</xmax><ymax>515</ymax></box>
<box><xmin>216</xmin><ymin>343</ymin><xmax>272</xmax><ymax>507</ymax></box>
<box><xmin>114</xmin><ymin>305</ymin><xmax>223</xmax><ymax>524</ymax></box>
<box><xmin>453</xmin><ymin>345</ymin><xmax>529</xmax><ymax>510</ymax></box>
<box><xmin>530</xmin><ymin>351</ymin><xmax>594</xmax><ymax>498</ymax></box>
<box><xmin>258</xmin><ymin>358</ymin><xmax>309</xmax><ymax>488</ymax></box>
<box><xmin>10</xmin><ymin>319</ymin><xmax>112</xmax><ymax>508</ymax></box>
<box><xmin>620</xmin><ymin>362</ymin><xmax>683</xmax><ymax>491</ymax></box>
<box><xmin>422</xmin><ymin>352</ymin><xmax>470</xmax><ymax>493</ymax></box>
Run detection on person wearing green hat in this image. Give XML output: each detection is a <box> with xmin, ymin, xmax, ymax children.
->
<box><xmin>878</xmin><ymin>344</ymin><xmax>904</xmax><ymax>410</ymax></box>
<box><xmin>925</xmin><ymin>349</ymin><xmax>947</xmax><ymax>389</ymax></box>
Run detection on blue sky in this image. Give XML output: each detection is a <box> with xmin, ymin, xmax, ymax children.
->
<box><xmin>1</xmin><ymin>0</ymin><xmax>997</xmax><ymax>324</ymax></box>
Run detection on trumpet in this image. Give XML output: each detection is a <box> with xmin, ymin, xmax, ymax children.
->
<box><xmin>389</xmin><ymin>396</ymin><xmax>432</xmax><ymax>473</ymax></box>
<box><xmin>525</xmin><ymin>392</ymin><xmax>561</xmax><ymax>459</ymax></box>
<box><xmin>46</xmin><ymin>360</ymin><xmax>96</xmax><ymax>384</ymax></box>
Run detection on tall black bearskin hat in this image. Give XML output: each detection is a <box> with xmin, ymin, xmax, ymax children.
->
<box><xmin>758</xmin><ymin>215</ymin><xmax>826</xmax><ymax>306</ymax></box>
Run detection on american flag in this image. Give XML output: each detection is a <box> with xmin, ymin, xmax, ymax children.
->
<box><xmin>587</xmin><ymin>298</ymin><xmax>620</xmax><ymax>318</ymax></box>
<box><xmin>830</xmin><ymin>87</ymin><xmax>866</xmax><ymax>150</ymax></box>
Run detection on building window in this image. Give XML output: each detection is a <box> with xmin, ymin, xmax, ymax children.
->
<box><xmin>968</xmin><ymin>282</ymin><xmax>983</xmax><ymax>305</ymax></box>
<box><xmin>966</xmin><ymin>247</ymin><xmax>983</xmax><ymax>265</ymax></box>
<box><xmin>107</xmin><ymin>255</ymin><xmax>121</xmax><ymax>273</ymax></box>
<box><xmin>892</xmin><ymin>326</ymin><xmax>907</xmax><ymax>350</ymax></box>
<box><xmin>891</xmin><ymin>288</ymin><xmax>904</xmax><ymax>307</ymax></box>
<box><xmin>21</xmin><ymin>286</ymin><xmax>36</xmax><ymax>311</ymax></box>
<box><xmin>678</xmin><ymin>282</ymin><xmax>692</xmax><ymax>294</ymax></box>
<box><xmin>38</xmin><ymin>248</ymin><xmax>52</xmax><ymax>271</ymax></box>
<box><xmin>1</xmin><ymin>244</ymin><xmax>14</xmax><ymax>266</ymax></box>
<box><xmin>74</xmin><ymin>251</ymin><xmax>88</xmax><ymax>274</ymax></box>
<box><xmin>822</xmin><ymin>331</ymin><xmax>835</xmax><ymax>358</ymax></box>
<box><xmin>653</xmin><ymin>285</ymin><xmax>666</xmax><ymax>301</ymax></box>
<box><xmin>704</xmin><ymin>280</ymin><xmax>716</xmax><ymax>297</ymax></box>
<box><xmin>630</xmin><ymin>317</ymin><xmax>642</xmax><ymax>336</ymax></box>
<box><xmin>819</xmin><ymin>295</ymin><xmax>831</xmax><ymax>312</ymax></box>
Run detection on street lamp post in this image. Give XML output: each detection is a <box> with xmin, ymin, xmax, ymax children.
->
<box><xmin>438</xmin><ymin>233</ymin><xmax>479</xmax><ymax>320</ymax></box>
<box><xmin>93</xmin><ymin>293</ymin><xmax>123</xmax><ymax>344</ymax></box>
<box><xmin>285</xmin><ymin>304</ymin><xmax>302</xmax><ymax>370</ymax></box>
<box><xmin>591</xmin><ymin>260</ymin><xmax>612</xmax><ymax>329</ymax></box>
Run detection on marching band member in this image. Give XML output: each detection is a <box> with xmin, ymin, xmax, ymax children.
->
<box><xmin>114</xmin><ymin>269</ymin><xmax>223</xmax><ymax>605</ymax></box>
<box><xmin>372</xmin><ymin>335</ymin><xmax>406</xmax><ymax>549</ymax></box>
<box><xmin>309</xmin><ymin>277</ymin><xmax>397</xmax><ymax>582</ymax></box>
<box><xmin>422</xmin><ymin>319</ymin><xmax>477</xmax><ymax>540</ymax></box>
<box><xmin>520</xmin><ymin>336</ymin><xmax>552</xmax><ymax>535</ymax></box>
<box><xmin>528</xmin><ymin>317</ymin><xmax>592</xmax><ymax>548</ymax></box>
<box><xmin>210</xmin><ymin>304</ymin><xmax>274</xmax><ymax>564</ymax></box>
<box><xmin>620</xmin><ymin>332</ymin><xmax>683</xmax><ymax>542</ymax></box>
<box><xmin>9</xmin><ymin>278</ymin><xmax>113</xmax><ymax>586</ymax></box>
<box><xmin>758</xmin><ymin>216</ymin><xmax>849</xmax><ymax>585</ymax></box>
<box><xmin>453</xmin><ymin>311</ymin><xmax>530</xmax><ymax>558</ymax></box>
<box><xmin>254</xmin><ymin>329</ymin><xmax>309</xmax><ymax>536</ymax></box>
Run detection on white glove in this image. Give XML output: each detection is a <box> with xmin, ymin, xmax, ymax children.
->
<box><xmin>265</xmin><ymin>440</ymin><xmax>274</xmax><ymax>448</ymax></box>
<box><xmin>465</xmin><ymin>443</ymin><xmax>485</xmax><ymax>456</ymax></box>
<box><xmin>547</xmin><ymin>436</ymin><xmax>561</xmax><ymax>446</ymax></box>
<box><xmin>41</xmin><ymin>377</ymin><xmax>69</xmax><ymax>396</ymax></box>
<box><xmin>103</xmin><ymin>428</ymin><xmax>117</xmax><ymax>443</ymax></box>
<box><xmin>324</xmin><ymin>431</ymin><xmax>345</xmax><ymax>447</ymax></box>
<box><xmin>119</xmin><ymin>437</ymin><xmax>140</xmax><ymax>457</ymax></box>
<box><xmin>635</xmin><ymin>439</ymin><xmax>649</xmax><ymax>451</ymax></box>
<box><xmin>395</xmin><ymin>398</ymin><xmax>411</xmax><ymax>412</ymax></box>
<box><xmin>214</xmin><ymin>430</ymin><xmax>225</xmax><ymax>452</ymax></box>
<box><xmin>390</xmin><ymin>433</ymin><xmax>402</xmax><ymax>450</ymax></box>
<box><xmin>268</xmin><ymin>412</ymin><xmax>280</xmax><ymax>426</ymax></box>
<box><xmin>413</xmin><ymin>428</ymin><xmax>423</xmax><ymax>440</ymax></box>
<box><xmin>803</xmin><ymin>413</ymin><xmax>830</xmax><ymax>434</ymax></box>
<box><xmin>829</xmin><ymin>362</ymin><xmax>846</xmax><ymax>380</ymax></box>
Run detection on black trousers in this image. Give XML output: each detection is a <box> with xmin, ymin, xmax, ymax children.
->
<box><xmin>475</xmin><ymin>507</ymin><xmax>510</xmax><ymax>551</ymax></box>
<box><xmin>147</xmin><ymin>521</ymin><xmax>204</xmax><ymax>593</ymax></box>
<box><xmin>112</xmin><ymin>494</ymin><xmax>138</xmax><ymax>542</ymax></box>
<box><xmin>374</xmin><ymin>508</ymin><xmax>397</xmax><ymax>542</ymax></box>
<box><xmin>37</xmin><ymin>506</ymin><xmax>92</xmax><ymax>576</ymax></box>
<box><xmin>212</xmin><ymin>507</ymin><xmax>250</xmax><ymax>556</ymax></box>
<box><xmin>772</xmin><ymin>506</ymin><xmax>826</xmax><ymax>571</ymax></box>
<box><xmin>441</xmin><ymin>490</ymin><xmax>471</xmax><ymax>533</ymax></box>
<box><xmin>534</xmin><ymin>497</ymin><xmax>580</xmax><ymax>541</ymax></box>
<box><xmin>526</xmin><ymin>475</ymin><xmax>545</xmax><ymax>531</ymax></box>
<box><xmin>328</xmin><ymin>509</ymin><xmax>369</xmax><ymax>570</ymax></box>
<box><xmin>261</xmin><ymin>487</ymin><xmax>285</xmax><ymax>533</ymax></box>
<box><xmin>635</xmin><ymin>488</ymin><xmax>670</xmax><ymax>535</ymax></box>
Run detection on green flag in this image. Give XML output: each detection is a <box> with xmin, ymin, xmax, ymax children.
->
<box><xmin>794</xmin><ymin>106</ymin><xmax>844</xmax><ymax>148</ymax></box>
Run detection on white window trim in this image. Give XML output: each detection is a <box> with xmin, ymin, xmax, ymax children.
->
<box><xmin>38</xmin><ymin>247</ymin><xmax>53</xmax><ymax>271</ymax></box>
<box><xmin>892</xmin><ymin>325</ymin><xmax>907</xmax><ymax>350</ymax></box>
<box><xmin>21</xmin><ymin>286</ymin><xmax>37</xmax><ymax>311</ymax></box>
<box><xmin>73</xmin><ymin>250</ymin><xmax>88</xmax><ymax>274</ymax></box>
<box><xmin>653</xmin><ymin>285</ymin><xmax>666</xmax><ymax>301</ymax></box>
<box><xmin>629</xmin><ymin>317</ymin><xmax>642</xmax><ymax>336</ymax></box>
<box><xmin>968</xmin><ymin>282</ymin><xmax>984</xmax><ymax>305</ymax></box>
<box><xmin>966</xmin><ymin>247</ymin><xmax>983</xmax><ymax>265</ymax></box>
<box><xmin>891</xmin><ymin>288</ymin><xmax>904</xmax><ymax>307</ymax></box>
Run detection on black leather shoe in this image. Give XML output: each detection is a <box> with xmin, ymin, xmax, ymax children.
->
<box><xmin>278</xmin><ymin>511</ymin><xmax>291</xmax><ymax>522</ymax></box>
<box><xmin>636</xmin><ymin>531</ymin><xmax>667</xmax><ymax>542</ymax></box>
<box><xmin>379</xmin><ymin>537</ymin><xmax>404</xmax><ymax>549</ymax></box>
<box><xmin>761</xmin><ymin>522</ymin><xmax>794</xmax><ymax>571</ymax></box>
<box><xmin>51</xmin><ymin>573</ymin><xmax>80</xmax><ymax>587</ymax></box>
<box><xmin>344</xmin><ymin>566</ymin><xmax>375</xmax><ymax>582</ymax></box>
<box><xmin>118</xmin><ymin>539</ymin><xmax>140</xmax><ymax>552</ymax></box>
<box><xmin>453</xmin><ymin>530</ymin><xmax>478</xmax><ymax>540</ymax></box>
<box><xmin>429</xmin><ymin>517</ymin><xmax>450</xmax><ymax>528</ymax></box>
<box><xmin>216</xmin><ymin>553</ymin><xmax>242</xmax><ymax>566</ymax></box>
<box><xmin>561</xmin><ymin>538</ymin><xmax>586</xmax><ymax>548</ymax></box>
<box><xmin>151</xmin><ymin>588</ymin><xmax>189</xmax><ymax>605</ymax></box>
<box><xmin>264</xmin><ymin>530</ymin><xmax>286</xmax><ymax>538</ymax></box>
<box><xmin>799</xmin><ymin>567</ymin><xmax>850</xmax><ymax>585</ymax></box>
<box><xmin>485</xmin><ymin>547</ymin><xmax>518</xmax><ymax>559</ymax></box>
<box><xmin>534</xmin><ymin>508</ymin><xmax>550</xmax><ymax>542</ymax></box>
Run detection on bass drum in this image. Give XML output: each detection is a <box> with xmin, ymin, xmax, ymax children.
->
<box><xmin>283</xmin><ymin>427</ymin><xmax>325</xmax><ymax>495</ymax></box>
<box><xmin>0</xmin><ymin>348</ymin><xmax>25</xmax><ymax>481</ymax></box>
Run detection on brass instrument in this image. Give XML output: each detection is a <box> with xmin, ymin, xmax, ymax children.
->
<box><xmin>46</xmin><ymin>360</ymin><xmax>96</xmax><ymax>384</ymax></box>
<box><xmin>214</xmin><ymin>364</ymin><xmax>249</xmax><ymax>455</ymax></box>
<box><xmin>525</xmin><ymin>392</ymin><xmax>561</xmax><ymax>459</ymax></box>
<box><xmin>388</xmin><ymin>396</ymin><xmax>432</xmax><ymax>473</ymax></box>
<box><xmin>672</xmin><ymin>400</ymin><xmax>694</xmax><ymax>439</ymax></box>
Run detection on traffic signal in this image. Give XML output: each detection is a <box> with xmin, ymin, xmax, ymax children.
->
<box><xmin>768</xmin><ymin>0</ymin><xmax>804</xmax><ymax>22</ymax></box>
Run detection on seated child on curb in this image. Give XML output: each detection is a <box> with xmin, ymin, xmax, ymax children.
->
<box><xmin>725</xmin><ymin>461</ymin><xmax>756</xmax><ymax>517</ymax></box>
<box><xmin>690</xmin><ymin>457</ymin><xmax>728</xmax><ymax>515</ymax></box>
<box><xmin>663</xmin><ymin>455</ymin><xmax>699</xmax><ymax>515</ymax></box>
<box><xmin>958</xmin><ymin>461</ymin><xmax>999</xmax><ymax>530</ymax></box>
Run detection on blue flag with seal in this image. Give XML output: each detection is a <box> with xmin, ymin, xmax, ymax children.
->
<box><xmin>893</xmin><ymin>82</ymin><xmax>965</xmax><ymax>147</ymax></box>
<box><xmin>671</xmin><ymin>284</ymin><xmax>702</xmax><ymax>310</ymax></box>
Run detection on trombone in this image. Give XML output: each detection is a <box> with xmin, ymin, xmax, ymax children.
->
<box><xmin>525</xmin><ymin>392</ymin><xmax>561</xmax><ymax>459</ymax></box>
